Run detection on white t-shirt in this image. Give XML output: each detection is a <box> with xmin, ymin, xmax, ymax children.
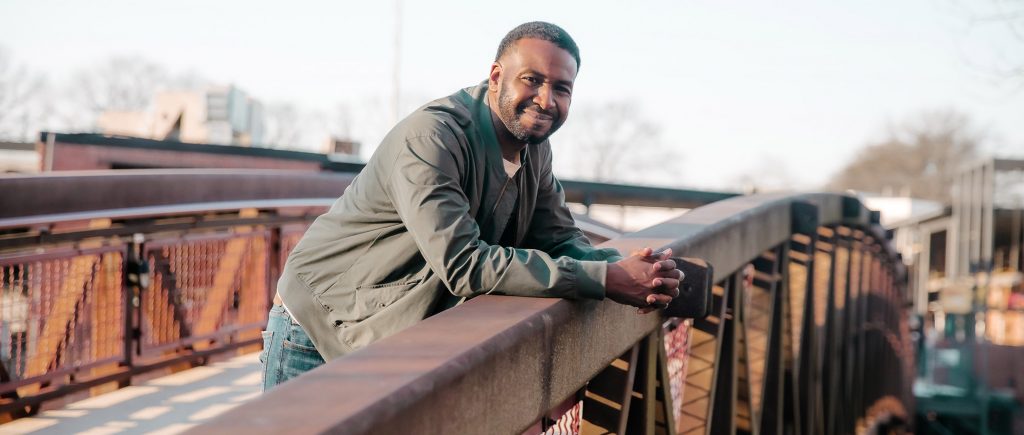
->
<box><xmin>503</xmin><ymin>158</ymin><xmax>521</xmax><ymax>178</ymax></box>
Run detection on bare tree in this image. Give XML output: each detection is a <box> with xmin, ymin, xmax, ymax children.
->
<box><xmin>70</xmin><ymin>56</ymin><xmax>168</xmax><ymax>120</ymax></box>
<box><xmin>828</xmin><ymin>109</ymin><xmax>982</xmax><ymax>203</ymax></box>
<box><xmin>169</xmin><ymin>70</ymin><xmax>210</xmax><ymax>92</ymax></box>
<box><xmin>0</xmin><ymin>47</ymin><xmax>47</xmax><ymax>141</ymax></box>
<box><xmin>332</xmin><ymin>103</ymin><xmax>353</xmax><ymax>140</ymax></box>
<box><xmin>261</xmin><ymin>102</ymin><xmax>304</xmax><ymax>148</ymax></box>
<box><xmin>949</xmin><ymin>0</ymin><xmax>1024</xmax><ymax>85</ymax></box>
<box><xmin>730</xmin><ymin>155</ymin><xmax>800</xmax><ymax>193</ymax></box>
<box><xmin>562</xmin><ymin>100</ymin><xmax>663</xmax><ymax>182</ymax></box>
<box><xmin>347</xmin><ymin>96</ymin><xmax>394</xmax><ymax>158</ymax></box>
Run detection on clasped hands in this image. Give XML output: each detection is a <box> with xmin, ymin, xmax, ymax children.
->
<box><xmin>605</xmin><ymin>247</ymin><xmax>684</xmax><ymax>314</ymax></box>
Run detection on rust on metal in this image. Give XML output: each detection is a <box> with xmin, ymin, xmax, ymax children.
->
<box><xmin>0</xmin><ymin>198</ymin><xmax>324</xmax><ymax>414</ymax></box>
<box><xmin>198</xmin><ymin>192</ymin><xmax>912</xmax><ymax>435</ymax></box>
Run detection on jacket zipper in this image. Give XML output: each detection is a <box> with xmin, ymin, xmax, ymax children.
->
<box><xmin>489</xmin><ymin>177</ymin><xmax>512</xmax><ymax>220</ymax></box>
<box><xmin>487</xmin><ymin>148</ymin><xmax>525</xmax><ymax>232</ymax></box>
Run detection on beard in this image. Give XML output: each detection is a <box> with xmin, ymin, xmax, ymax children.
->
<box><xmin>497</xmin><ymin>79</ymin><xmax>563</xmax><ymax>145</ymax></box>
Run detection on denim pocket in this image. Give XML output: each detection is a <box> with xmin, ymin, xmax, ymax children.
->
<box><xmin>281</xmin><ymin>339</ymin><xmax>325</xmax><ymax>380</ymax></box>
<box><xmin>259</xmin><ymin>331</ymin><xmax>271</xmax><ymax>364</ymax></box>
<box><xmin>260</xmin><ymin>330</ymin><xmax>281</xmax><ymax>392</ymax></box>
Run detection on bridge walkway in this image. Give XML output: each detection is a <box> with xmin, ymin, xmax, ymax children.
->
<box><xmin>0</xmin><ymin>353</ymin><xmax>261</xmax><ymax>435</ymax></box>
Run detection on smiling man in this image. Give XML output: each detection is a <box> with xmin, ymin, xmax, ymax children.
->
<box><xmin>261</xmin><ymin>21</ymin><xmax>682</xmax><ymax>390</ymax></box>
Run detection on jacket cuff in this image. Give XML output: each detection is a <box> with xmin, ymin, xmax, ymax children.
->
<box><xmin>575</xmin><ymin>260</ymin><xmax>607</xmax><ymax>300</ymax></box>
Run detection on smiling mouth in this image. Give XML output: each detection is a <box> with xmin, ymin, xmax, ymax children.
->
<box><xmin>522</xmin><ymin>110</ymin><xmax>553</xmax><ymax>121</ymax></box>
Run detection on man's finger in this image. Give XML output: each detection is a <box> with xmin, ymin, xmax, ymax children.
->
<box><xmin>656</xmin><ymin>277</ymin><xmax>680</xmax><ymax>290</ymax></box>
<box><xmin>654</xmin><ymin>282</ymin><xmax>680</xmax><ymax>299</ymax></box>
<box><xmin>630</xmin><ymin>247</ymin><xmax>654</xmax><ymax>257</ymax></box>
<box><xmin>653</xmin><ymin>259</ymin><xmax>676</xmax><ymax>272</ymax></box>
<box><xmin>648</xmin><ymin>293</ymin><xmax>673</xmax><ymax>306</ymax></box>
<box><xmin>655</xmin><ymin>268</ymin><xmax>683</xmax><ymax>281</ymax></box>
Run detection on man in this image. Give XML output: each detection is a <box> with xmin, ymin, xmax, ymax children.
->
<box><xmin>261</xmin><ymin>21</ymin><xmax>682</xmax><ymax>391</ymax></box>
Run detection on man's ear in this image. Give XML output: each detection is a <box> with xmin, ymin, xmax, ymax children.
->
<box><xmin>488</xmin><ymin>62</ymin><xmax>502</xmax><ymax>91</ymax></box>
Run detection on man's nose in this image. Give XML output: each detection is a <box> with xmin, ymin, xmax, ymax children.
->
<box><xmin>534</xmin><ymin>85</ymin><xmax>554</xmax><ymax>111</ymax></box>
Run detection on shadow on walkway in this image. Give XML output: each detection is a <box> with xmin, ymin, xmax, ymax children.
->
<box><xmin>0</xmin><ymin>352</ymin><xmax>262</xmax><ymax>435</ymax></box>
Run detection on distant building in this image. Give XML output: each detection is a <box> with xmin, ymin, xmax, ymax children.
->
<box><xmin>98</xmin><ymin>85</ymin><xmax>264</xmax><ymax>146</ymax></box>
<box><xmin>860</xmin><ymin>193</ymin><xmax>944</xmax><ymax>228</ymax></box>
<box><xmin>35</xmin><ymin>132</ymin><xmax>365</xmax><ymax>173</ymax></box>
<box><xmin>323</xmin><ymin>136</ymin><xmax>360</xmax><ymax>156</ymax></box>
<box><xmin>0</xmin><ymin>142</ymin><xmax>39</xmax><ymax>173</ymax></box>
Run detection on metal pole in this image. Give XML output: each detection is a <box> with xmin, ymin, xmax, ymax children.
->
<box><xmin>617</xmin><ymin>344</ymin><xmax>640</xmax><ymax>435</ymax></box>
<box><xmin>917</xmin><ymin>228</ymin><xmax>931</xmax><ymax>316</ymax></box>
<box><xmin>801</xmin><ymin>238</ymin><xmax>818</xmax><ymax>435</ymax></box>
<box><xmin>982</xmin><ymin>160</ymin><xmax>994</xmax><ymax>272</ymax></box>
<box><xmin>759</xmin><ymin>244</ymin><xmax>786</xmax><ymax>435</ymax></box>
<box><xmin>44</xmin><ymin>132</ymin><xmax>55</xmax><ymax>172</ymax></box>
<box><xmin>819</xmin><ymin>227</ymin><xmax>835</xmax><ymax>433</ymax></box>
<box><xmin>708</xmin><ymin>273</ymin><xmax>738</xmax><ymax>435</ymax></box>
<box><xmin>1011</xmin><ymin>206</ymin><xmax>1021</xmax><ymax>273</ymax></box>
<box><xmin>392</xmin><ymin>0</ymin><xmax>403</xmax><ymax>126</ymax></box>
<box><xmin>840</xmin><ymin>232</ymin><xmax>856</xmax><ymax>434</ymax></box>
<box><xmin>959</xmin><ymin>170</ymin><xmax>970</xmax><ymax>276</ymax></box>
<box><xmin>942</xmin><ymin>184</ymin><xmax>957</xmax><ymax>282</ymax></box>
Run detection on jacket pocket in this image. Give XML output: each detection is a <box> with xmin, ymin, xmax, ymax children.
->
<box><xmin>315</xmin><ymin>279</ymin><xmax>419</xmax><ymax>327</ymax></box>
<box><xmin>356</xmin><ymin>280</ymin><xmax>419</xmax><ymax>311</ymax></box>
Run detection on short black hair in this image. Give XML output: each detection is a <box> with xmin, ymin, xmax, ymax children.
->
<box><xmin>494</xmin><ymin>21</ymin><xmax>580</xmax><ymax>70</ymax></box>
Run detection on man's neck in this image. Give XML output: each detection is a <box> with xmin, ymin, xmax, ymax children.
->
<box><xmin>488</xmin><ymin>96</ymin><xmax>526</xmax><ymax>164</ymax></box>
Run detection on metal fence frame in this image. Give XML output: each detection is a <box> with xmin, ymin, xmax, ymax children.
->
<box><xmin>0</xmin><ymin>170</ymin><xmax>629</xmax><ymax>417</ymax></box>
<box><xmin>0</xmin><ymin>200</ymin><xmax>330</xmax><ymax>415</ymax></box>
<box><xmin>198</xmin><ymin>192</ymin><xmax>913</xmax><ymax>435</ymax></box>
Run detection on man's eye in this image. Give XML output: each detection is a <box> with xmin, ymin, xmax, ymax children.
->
<box><xmin>522</xmin><ymin>76</ymin><xmax>539</xmax><ymax>85</ymax></box>
<box><xmin>556</xmin><ymin>86</ymin><xmax>572</xmax><ymax>95</ymax></box>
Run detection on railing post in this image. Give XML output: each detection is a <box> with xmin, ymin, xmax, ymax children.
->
<box><xmin>617</xmin><ymin>343</ymin><xmax>640</xmax><ymax>435</ymax></box>
<box><xmin>656</xmin><ymin>329</ymin><xmax>678</xmax><ymax>435</ymax></box>
<box><xmin>758</xmin><ymin>244</ymin><xmax>787</xmax><ymax>435</ymax></box>
<box><xmin>853</xmin><ymin>238</ymin><xmax>870</xmax><ymax>431</ymax></box>
<box><xmin>268</xmin><ymin>225</ymin><xmax>283</xmax><ymax>312</ymax></box>
<box><xmin>820</xmin><ymin>225</ymin><xmax>839</xmax><ymax>435</ymax></box>
<box><xmin>122</xmin><ymin>233</ymin><xmax>148</xmax><ymax>379</ymax></box>
<box><xmin>842</xmin><ymin>232</ymin><xmax>862</xmax><ymax>434</ymax></box>
<box><xmin>791</xmin><ymin>200</ymin><xmax>819</xmax><ymax>435</ymax></box>
<box><xmin>708</xmin><ymin>273</ymin><xmax>738</xmax><ymax>435</ymax></box>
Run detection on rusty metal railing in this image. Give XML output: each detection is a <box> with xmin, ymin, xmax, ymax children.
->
<box><xmin>0</xmin><ymin>196</ymin><xmax>332</xmax><ymax>416</ymax></box>
<box><xmin>0</xmin><ymin>170</ymin><xmax>629</xmax><ymax>417</ymax></box>
<box><xmin>200</xmin><ymin>193</ymin><xmax>914</xmax><ymax>435</ymax></box>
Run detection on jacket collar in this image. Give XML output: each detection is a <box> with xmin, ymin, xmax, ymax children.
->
<box><xmin>470</xmin><ymin>82</ymin><xmax>509</xmax><ymax>182</ymax></box>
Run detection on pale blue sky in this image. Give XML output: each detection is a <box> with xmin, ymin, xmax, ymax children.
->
<box><xmin>2</xmin><ymin>0</ymin><xmax>1022</xmax><ymax>190</ymax></box>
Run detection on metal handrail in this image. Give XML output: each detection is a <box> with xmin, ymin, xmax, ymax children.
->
<box><xmin>0</xmin><ymin>169</ymin><xmax>737</xmax><ymax>218</ymax></box>
<box><xmin>0</xmin><ymin>193</ymin><xmax>622</xmax><ymax>416</ymax></box>
<box><xmin>0</xmin><ymin>169</ymin><xmax>355</xmax><ymax>219</ymax></box>
<box><xmin>0</xmin><ymin>201</ymin><xmax>328</xmax><ymax>415</ymax></box>
<box><xmin>0</xmin><ymin>198</ymin><xmax>336</xmax><ymax>231</ymax></box>
<box><xmin>198</xmin><ymin>192</ymin><xmax>912</xmax><ymax>434</ymax></box>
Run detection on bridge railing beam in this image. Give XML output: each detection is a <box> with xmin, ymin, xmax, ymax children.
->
<box><xmin>198</xmin><ymin>192</ymin><xmax>912</xmax><ymax>435</ymax></box>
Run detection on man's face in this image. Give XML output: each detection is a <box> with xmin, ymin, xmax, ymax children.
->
<box><xmin>490</xmin><ymin>38</ymin><xmax>577</xmax><ymax>145</ymax></box>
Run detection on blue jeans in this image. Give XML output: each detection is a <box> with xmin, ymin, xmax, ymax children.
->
<box><xmin>260</xmin><ymin>305</ymin><xmax>325</xmax><ymax>392</ymax></box>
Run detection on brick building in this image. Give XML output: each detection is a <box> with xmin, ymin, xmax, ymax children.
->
<box><xmin>37</xmin><ymin>132</ymin><xmax>364</xmax><ymax>172</ymax></box>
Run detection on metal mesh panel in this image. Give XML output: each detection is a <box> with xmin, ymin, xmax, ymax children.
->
<box><xmin>541</xmin><ymin>400</ymin><xmax>582</xmax><ymax>435</ymax></box>
<box><xmin>279</xmin><ymin>226</ymin><xmax>306</xmax><ymax>270</ymax></box>
<box><xmin>140</xmin><ymin>230</ymin><xmax>269</xmax><ymax>354</ymax></box>
<box><xmin>0</xmin><ymin>249</ymin><xmax>124</xmax><ymax>385</ymax></box>
<box><xmin>663</xmin><ymin>320</ymin><xmax>692</xmax><ymax>429</ymax></box>
<box><xmin>675</xmin><ymin>284</ymin><xmax>724</xmax><ymax>434</ymax></box>
<box><xmin>744</xmin><ymin>262</ymin><xmax>773</xmax><ymax>429</ymax></box>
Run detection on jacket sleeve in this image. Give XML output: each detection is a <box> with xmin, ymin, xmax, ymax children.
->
<box><xmin>387</xmin><ymin>131</ymin><xmax>608</xmax><ymax>300</ymax></box>
<box><xmin>520</xmin><ymin>146</ymin><xmax>623</xmax><ymax>264</ymax></box>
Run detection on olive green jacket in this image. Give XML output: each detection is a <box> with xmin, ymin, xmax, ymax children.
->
<box><xmin>278</xmin><ymin>82</ymin><xmax>620</xmax><ymax>360</ymax></box>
